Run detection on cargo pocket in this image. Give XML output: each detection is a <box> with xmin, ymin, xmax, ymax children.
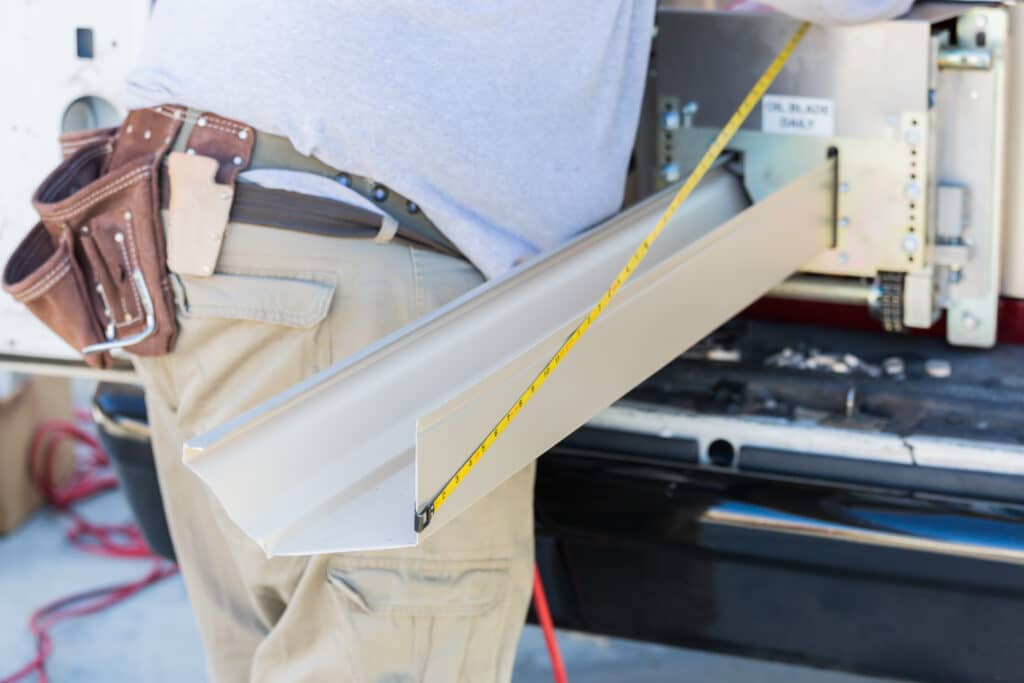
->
<box><xmin>166</xmin><ymin>268</ymin><xmax>336</xmax><ymax>431</ymax></box>
<box><xmin>175</xmin><ymin>269</ymin><xmax>336</xmax><ymax>329</ymax></box>
<box><xmin>326</xmin><ymin>555</ymin><xmax>511</xmax><ymax>682</ymax></box>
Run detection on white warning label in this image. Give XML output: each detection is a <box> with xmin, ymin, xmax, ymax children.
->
<box><xmin>762</xmin><ymin>95</ymin><xmax>835</xmax><ymax>137</ymax></box>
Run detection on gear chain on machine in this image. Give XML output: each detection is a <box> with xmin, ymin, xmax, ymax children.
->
<box><xmin>414</xmin><ymin>21</ymin><xmax>813</xmax><ymax>533</ymax></box>
<box><xmin>877</xmin><ymin>271</ymin><xmax>906</xmax><ymax>333</ymax></box>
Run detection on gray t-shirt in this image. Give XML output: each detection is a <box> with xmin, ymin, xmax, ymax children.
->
<box><xmin>126</xmin><ymin>0</ymin><xmax>912</xmax><ymax>278</ymax></box>
<box><xmin>126</xmin><ymin>1</ymin><xmax>658</xmax><ymax>278</ymax></box>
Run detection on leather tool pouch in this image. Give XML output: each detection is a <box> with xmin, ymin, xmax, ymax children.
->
<box><xmin>2</xmin><ymin>106</ymin><xmax>253</xmax><ymax>369</ymax></box>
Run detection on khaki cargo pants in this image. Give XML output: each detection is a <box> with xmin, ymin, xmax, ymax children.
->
<box><xmin>132</xmin><ymin>209</ymin><xmax>535</xmax><ymax>682</ymax></box>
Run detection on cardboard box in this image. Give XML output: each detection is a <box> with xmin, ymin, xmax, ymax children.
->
<box><xmin>0</xmin><ymin>374</ymin><xmax>74</xmax><ymax>535</ymax></box>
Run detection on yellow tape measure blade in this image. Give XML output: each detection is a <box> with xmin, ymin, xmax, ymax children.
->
<box><xmin>416</xmin><ymin>21</ymin><xmax>810</xmax><ymax>532</ymax></box>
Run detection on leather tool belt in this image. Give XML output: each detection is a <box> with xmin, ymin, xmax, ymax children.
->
<box><xmin>2</xmin><ymin>105</ymin><xmax>459</xmax><ymax>370</ymax></box>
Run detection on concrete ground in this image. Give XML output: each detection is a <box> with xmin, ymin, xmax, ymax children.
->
<box><xmin>0</xmin><ymin>487</ymin><xmax>903</xmax><ymax>683</ymax></box>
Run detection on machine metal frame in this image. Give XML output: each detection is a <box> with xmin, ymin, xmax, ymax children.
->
<box><xmin>647</xmin><ymin>2</ymin><xmax>1019</xmax><ymax>347</ymax></box>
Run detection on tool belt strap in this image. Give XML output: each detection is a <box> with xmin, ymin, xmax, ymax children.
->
<box><xmin>169</xmin><ymin>108</ymin><xmax>462</xmax><ymax>258</ymax></box>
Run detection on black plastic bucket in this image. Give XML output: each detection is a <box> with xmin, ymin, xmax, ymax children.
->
<box><xmin>92</xmin><ymin>383</ymin><xmax>175</xmax><ymax>562</ymax></box>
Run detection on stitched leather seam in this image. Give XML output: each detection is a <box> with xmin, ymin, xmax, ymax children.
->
<box><xmin>140</xmin><ymin>106</ymin><xmax>185</xmax><ymax>132</ymax></box>
<box><xmin>151</xmin><ymin>107</ymin><xmax>245</xmax><ymax>136</ymax></box>
<box><xmin>47</xmin><ymin>166</ymin><xmax>148</xmax><ymax>218</ymax></box>
<box><xmin>16</xmin><ymin>256</ymin><xmax>71</xmax><ymax>299</ymax></box>
<box><xmin>151</xmin><ymin>105</ymin><xmax>186</xmax><ymax>123</ymax></box>
<box><xmin>16</xmin><ymin>265</ymin><xmax>71</xmax><ymax>302</ymax></box>
<box><xmin>46</xmin><ymin>167</ymin><xmax>149</xmax><ymax>219</ymax></box>
<box><xmin>104</xmin><ymin>235</ymin><xmax>132</xmax><ymax>318</ymax></box>
<box><xmin>15</xmin><ymin>259</ymin><xmax>72</xmax><ymax>301</ymax></box>
<box><xmin>198</xmin><ymin>119</ymin><xmax>244</xmax><ymax>136</ymax></box>
<box><xmin>119</xmin><ymin>226</ymin><xmax>144</xmax><ymax>320</ymax></box>
<box><xmin>204</xmin><ymin>114</ymin><xmax>243</xmax><ymax>128</ymax></box>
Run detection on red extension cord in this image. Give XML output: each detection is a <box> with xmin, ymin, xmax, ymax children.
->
<box><xmin>3</xmin><ymin>412</ymin><xmax>566</xmax><ymax>682</ymax></box>
<box><xmin>0</xmin><ymin>414</ymin><xmax>176</xmax><ymax>683</ymax></box>
<box><xmin>533</xmin><ymin>564</ymin><xmax>569</xmax><ymax>683</ymax></box>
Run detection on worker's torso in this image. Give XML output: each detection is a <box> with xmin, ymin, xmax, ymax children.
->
<box><xmin>125</xmin><ymin>0</ymin><xmax>658</xmax><ymax>278</ymax></box>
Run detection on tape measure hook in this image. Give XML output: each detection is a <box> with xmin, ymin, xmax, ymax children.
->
<box><xmin>414</xmin><ymin>504</ymin><xmax>434</xmax><ymax>533</ymax></box>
